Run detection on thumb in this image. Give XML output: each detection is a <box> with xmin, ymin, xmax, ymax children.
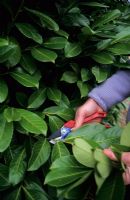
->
<box><xmin>103</xmin><ymin>149</ymin><xmax>117</xmax><ymax>161</ymax></box>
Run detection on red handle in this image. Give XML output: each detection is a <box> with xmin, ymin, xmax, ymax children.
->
<box><xmin>64</xmin><ymin>112</ymin><xmax>107</xmax><ymax>128</ymax></box>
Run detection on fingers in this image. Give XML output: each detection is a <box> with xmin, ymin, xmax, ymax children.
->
<box><xmin>123</xmin><ymin>167</ymin><xmax>130</xmax><ymax>185</ymax></box>
<box><xmin>73</xmin><ymin>107</ymin><xmax>86</xmax><ymax>129</ymax></box>
<box><xmin>103</xmin><ymin>149</ymin><xmax>117</xmax><ymax>161</ymax></box>
<box><xmin>121</xmin><ymin>152</ymin><xmax>130</xmax><ymax>167</ymax></box>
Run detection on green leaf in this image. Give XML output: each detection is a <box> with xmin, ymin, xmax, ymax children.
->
<box><xmin>47</xmin><ymin>87</ymin><xmax>62</xmax><ymax>104</ymax></box>
<box><xmin>45</xmin><ymin>167</ymin><xmax>90</xmax><ymax>187</ymax></box>
<box><xmin>43</xmin><ymin>106</ymin><xmax>74</xmax><ymax>121</ymax></box>
<box><xmin>9</xmin><ymin>148</ymin><xmax>27</xmax><ymax>185</ymax></box>
<box><xmin>81</xmin><ymin>68</ymin><xmax>91</xmax><ymax>82</ymax></box>
<box><xmin>92</xmin><ymin>66</ymin><xmax>108</xmax><ymax>83</ymax></box>
<box><xmin>50</xmin><ymin>155</ymin><xmax>86</xmax><ymax>170</ymax></box>
<box><xmin>25</xmin><ymin>7</ymin><xmax>59</xmax><ymax>31</ymax></box>
<box><xmin>0</xmin><ymin>114</ymin><xmax>13</xmax><ymax>152</ymax></box>
<box><xmin>93</xmin><ymin>9</ymin><xmax>121</xmax><ymax>28</ymax></box>
<box><xmin>31</xmin><ymin>47</ymin><xmax>57</xmax><ymax>63</ymax></box>
<box><xmin>77</xmin><ymin>81</ymin><xmax>90</xmax><ymax>98</ymax></box>
<box><xmin>48</xmin><ymin>115</ymin><xmax>64</xmax><ymax>133</ymax></box>
<box><xmin>51</xmin><ymin>142</ymin><xmax>70</xmax><ymax>162</ymax></box>
<box><xmin>4</xmin><ymin>187</ymin><xmax>21</xmax><ymax>200</ymax></box>
<box><xmin>0</xmin><ymin>38</ymin><xmax>9</xmax><ymax>46</ymax></box>
<box><xmin>28</xmin><ymin>139</ymin><xmax>51</xmax><ymax>171</ymax></box>
<box><xmin>44</xmin><ymin>37</ymin><xmax>67</xmax><ymax>49</ymax></box>
<box><xmin>10</xmin><ymin>70</ymin><xmax>39</xmax><ymax>88</ymax></box>
<box><xmin>16</xmin><ymin>23</ymin><xmax>43</xmax><ymax>44</ymax></box>
<box><xmin>18</xmin><ymin>109</ymin><xmax>47</xmax><ymax>135</ymax></box>
<box><xmin>94</xmin><ymin>149</ymin><xmax>112</xmax><ymax>178</ymax></box>
<box><xmin>80</xmin><ymin>2</ymin><xmax>109</xmax><ymax>8</ymax></box>
<box><xmin>0</xmin><ymin>78</ymin><xmax>8</xmax><ymax>103</ymax></box>
<box><xmin>108</xmin><ymin>43</ymin><xmax>130</xmax><ymax>55</ymax></box>
<box><xmin>65</xmin><ymin>124</ymin><xmax>106</xmax><ymax>144</ymax></box>
<box><xmin>95</xmin><ymin>172</ymin><xmax>106</xmax><ymax>194</ymax></box>
<box><xmin>97</xmin><ymin>39</ymin><xmax>112</xmax><ymax>51</ymax></box>
<box><xmin>96</xmin><ymin>171</ymin><xmax>125</xmax><ymax>200</ymax></box>
<box><xmin>61</xmin><ymin>71</ymin><xmax>78</xmax><ymax>83</ymax></box>
<box><xmin>64</xmin><ymin>42</ymin><xmax>82</xmax><ymax>58</ymax></box>
<box><xmin>81</xmin><ymin>26</ymin><xmax>95</xmax><ymax>36</ymax></box>
<box><xmin>120</xmin><ymin>122</ymin><xmax>130</xmax><ymax>146</ymax></box>
<box><xmin>92</xmin><ymin>52</ymin><xmax>114</xmax><ymax>64</ymax></box>
<box><xmin>4</xmin><ymin>107</ymin><xmax>21</xmax><ymax>122</ymax></box>
<box><xmin>0</xmin><ymin>38</ymin><xmax>21</xmax><ymax>67</ymax></box>
<box><xmin>73</xmin><ymin>138</ymin><xmax>95</xmax><ymax>168</ymax></box>
<box><xmin>112</xmin><ymin>27</ymin><xmax>130</xmax><ymax>44</ymax></box>
<box><xmin>20</xmin><ymin>54</ymin><xmax>37</xmax><ymax>75</ymax></box>
<box><xmin>55</xmin><ymin>29</ymin><xmax>69</xmax><ymax>39</ymax></box>
<box><xmin>28</xmin><ymin>88</ymin><xmax>46</xmax><ymax>109</ymax></box>
<box><xmin>0</xmin><ymin>164</ymin><xmax>10</xmax><ymax>191</ymax></box>
<box><xmin>22</xmin><ymin>182</ymin><xmax>48</xmax><ymax>200</ymax></box>
<box><xmin>45</xmin><ymin>155</ymin><xmax>89</xmax><ymax>187</ymax></box>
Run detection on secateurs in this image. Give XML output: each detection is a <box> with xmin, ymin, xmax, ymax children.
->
<box><xmin>49</xmin><ymin>111</ymin><xmax>107</xmax><ymax>144</ymax></box>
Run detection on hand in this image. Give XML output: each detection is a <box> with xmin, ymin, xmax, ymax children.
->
<box><xmin>73</xmin><ymin>98</ymin><xmax>104</xmax><ymax>129</ymax></box>
<box><xmin>103</xmin><ymin>149</ymin><xmax>130</xmax><ymax>185</ymax></box>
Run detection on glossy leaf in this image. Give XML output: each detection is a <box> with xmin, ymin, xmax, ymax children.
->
<box><xmin>45</xmin><ymin>168</ymin><xmax>89</xmax><ymax>187</ymax></box>
<box><xmin>61</xmin><ymin>71</ymin><xmax>78</xmax><ymax>83</ymax></box>
<box><xmin>16</xmin><ymin>23</ymin><xmax>43</xmax><ymax>44</ymax></box>
<box><xmin>22</xmin><ymin>182</ymin><xmax>48</xmax><ymax>200</ymax></box>
<box><xmin>0</xmin><ymin>164</ymin><xmax>10</xmax><ymax>191</ymax></box>
<box><xmin>18</xmin><ymin>109</ymin><xmax>47</xmax><ymax>135</ymax></box>
<box><xmin>81</xmin><ymin>26</ymin><xmax>95</xmax><ymax>36</ymax></box>
<box><xmin>48</xmin><ymin>115</ymin><xmax>64</xmax><ymax>133</ymax></box>
<box><xmin>108</xmin><ymin>43</ymin><xmax>130</xmax><ymax>55</ymax></box>
<box><xmin>20</xmin><ymin>54</ymin><xmax>37</xmax><ymax>75</ymax></box>
<box><xmin>112</xmin><ymin>27</ymin><xmax>130</xmax><ymax>44</ymax></box>
<box><xmin>94</xmin><ymin>149</ymin><xmax>112</xmax><ymax>178</ymax></box>
<box><xmin>28</xmin><ymin>88</ymin><xmax>46</xmax><ymax>109</ymax></box>
<box><xmin>55</xmin><ymin>29</ymin><xmax>69</xmax><ymax>39</ymax></box>
<box><xmin>0</xmin><ymin>78</ymin><xmax>8</xmax><ymax>103</ymax></box>
<box><xmin>0</xmin><ymin>38</ymin><xmax>21</xmax><ymax>66</ymax></box>
<box><xmin>94</xmin><ymin>9</ymin><xmax>121</xmax><ymax>27</ymax></box>
<box><xmin>10</xmin><ymin>70</ymin><xmax>39</xmax><ymax>88</ymax></box>
<box><xmin>43</xmin><ymin>106</ymin><xmax>74</xmax><ymax>121</ymax></box>
<box><xmin>25</xmin><ymin>7</ymin><xmax>59</xmax><ymax>31</ymax></box>
<box><xmin>47</xmin><ymin>87</ymin><xmax>62</xmax><ymax>104</ymax></box>
<box><xmin>97</xmin><ymin>39</ymin><xmax>112</xmax><ymax>50</ymax></box>
<box><xmin>4</xmin><ymin>107</ymin><xmax>21</xmax><ymax>122</ymax></box>
<box><xmin>81</xmin><ymin>68</ymin><xmax>91</xmax><ymax>82</ymax></box>
<box><xmin>44</xmin><ymin>37</ymin><xmax>67</xmax><ymax>49</ymax></box>
<box><xmin>0</xmin><ymin>114</ymin><xmax>13</xmax><ymax>152</ymax></box>
<box><xmin>73</xmin><ymin>138</ymin><xmax>95</xmax><ymax>168</ymax></box>
<box><xmin>28</xmin><ymin>139</ymin><xmax>51</xmax><ymax>171</ymax></box>
<box><xmin>4</xmin><ymin>187</ymin><xmax>21</xmax><ymax>200</ymax></box>
<box><xmin>92</xmin><ymin>66</ymin><xmax>108</xmax><ymax>83</ymax></box>
<box><xmin>96</xmin><ymin>171</ymin><xmax>125</xmax><ymax>200</ymax></box>
<box><xmin>50</xmin><ymin>155</ymin><xmax>84</xmax><ymax>169</ymax></box>
<box><xmin>31</xmin><ymin>47</ymin><xmax>57</xmax><ymax>63</ymax></box>
<box><xmin>51</xmin><ymin>142</ymin><xmax>70</xmax><ymax>162</ymax></box>
<box><xmin>77</xmin><ymin>81</ymin><xmax>90</xmax><ymax>97</ymax></box>
<box><xmin>120</xmin><ymin>122</ymin><xmax>130</xmax><ymax>146</ymax></box>
<box><xmin>64</xmin><ymin>42</ymin><xmax>82</xmax><ymax>58</ymax></box>
<box><xmin>80</xmin><ymin>2</ymin><xmax>109</xmax><ymax>8</ymax></box>
<box><xmin>92</xmin><ymin>52</ymin><xmax>114</xmax><ymax>64</ymax></box>
<box><xmin>0</xmin><ymin>38</ymin><xmax>9</xmax><ymax>46</ymax></box>
<box><xmin>9</xmin><ymin>148</ymin><xmax>27</xmax><ymax>185</ymax></box>
<box><xmin>65</xmin><ymin>123</ymin><xmax>106</xmax><ymax>144</ymax></box>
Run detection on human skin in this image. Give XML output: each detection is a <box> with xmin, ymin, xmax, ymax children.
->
<box><xmin>73</xmin><ymin>98</ymin><xmax>130</xmax><ymax>185</ymax></box>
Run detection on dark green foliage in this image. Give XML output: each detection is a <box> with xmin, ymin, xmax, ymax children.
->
<box><xmin>0</xmin><ymin>0</ymin><xmax>130</xmax><ymax>199</ymax></box>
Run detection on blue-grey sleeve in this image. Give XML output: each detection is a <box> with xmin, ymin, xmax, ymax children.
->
<box><xmin>88</xmin><ymin>70</ymin><xmax>130</xmax><ymax>111</ymax></box>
